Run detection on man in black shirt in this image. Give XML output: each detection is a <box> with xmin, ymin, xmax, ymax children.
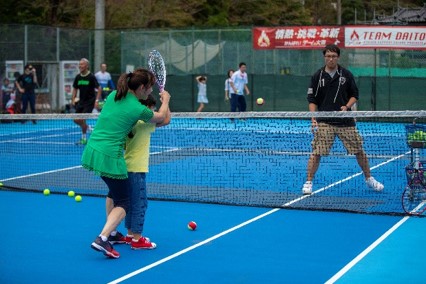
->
<box><xmin>16</xmin><ymin>64</ymin><xmax>38</xmax><ymax>123</ymax></box>
<box><xmin>72</xmin><ymin>58</ymin><xmax>102</xmax><ymax>145</ymax></box>
<box><xmin>302</xmin><ymin>44</ymin><xmax>384</xmax><ymax>195</ymax></box>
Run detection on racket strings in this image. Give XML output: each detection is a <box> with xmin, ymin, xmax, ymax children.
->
<box><xmin>148</xmin><ymin>50</ymin><xmax>167</xmax><ymax>91</ymax></box>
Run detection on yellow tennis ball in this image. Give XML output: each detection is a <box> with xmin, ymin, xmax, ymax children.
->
<box><xmin>68</xmin><ymin>190</ymin><xmax>75</xmax><ymax>197</ymax></box>
<box><xmin>43</xmin><ymin>189</ymin><xmax>50</xmax><ymax>195</ymax></box>
<box><xmin>256</xmin><ymin>98</ymin><xmax>264</xmax><ymax>106</ymax></box>
<box><xmin>75</xmin><ymin>195</ymin><xmax>82</xmax><ymax>202</ymax></box>
<box><xmin>0</xmin><ymin>182</ymin><xmax>3</xmax><ymax>187</ymax></box>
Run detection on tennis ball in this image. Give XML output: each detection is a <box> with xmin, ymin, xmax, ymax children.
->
<box><xmin>75</xmin><ymin>195</ymin><xmax>82</xmax><ymax>202</ymax></box>
<box><xmin>187</xmin><ymin>221</ymin><xmax>197</xmax><ymax>231</ymax></box>
<box><xmin>0</xmin><ymin>182</ymin><xmax>3</xmax><ymax>187</ymax></box>
<box><xmin>43</xmin><ymin>189</ymin><xmax>50</xmax><ymax>195</ymax></box>
<box><xmin>256</xmin><ymin>98</ymin><xmax>264</xmax><ymax>106</ymax></box>
<box><xmin>68</xmin><ymin>190</ymin><xmax>75</xmax><ymax>197</ymax></box>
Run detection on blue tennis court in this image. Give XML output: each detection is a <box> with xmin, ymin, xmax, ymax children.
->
<box><xmin>1</xmin><ymin>113</ymin><xmax>425</xmax><ymax>283</ymax></box>
<box><xmin>1</xmin><ymin>190</ymin><xmax>425</xmax><ymax>283</ymax></box>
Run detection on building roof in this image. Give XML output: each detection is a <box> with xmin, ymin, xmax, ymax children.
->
<box><xmin>376</xmin><ymin>4</ymin><xmax>426</xmax><ymax>25</ymax></box>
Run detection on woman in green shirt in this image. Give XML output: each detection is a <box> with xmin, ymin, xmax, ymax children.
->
<box><xmin>83</xmin><ymin>68</ymin><xmax>171</xmax><ymax>259</ymax></box>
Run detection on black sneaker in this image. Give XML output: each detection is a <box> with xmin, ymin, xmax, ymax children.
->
<box><xmin>91</xmin><ymin>236</ymin><xmax>120</xmax><ymax>259</ymax></box>
<box><xmin>107</xmin><ymin>231</ymin><xmax>127</xmax><ymax>244</ymax></box>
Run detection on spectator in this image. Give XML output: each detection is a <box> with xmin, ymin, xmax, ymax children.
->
<box><xmin>13</xmin><ymin>71</ymin><xmax>22</xmax><ymax>113</ymax></box>
<box><xmin>71</xmin><ymin>58</ymin><xmax>102</xmax><ymax>144</ymax></box>
<box><xmin>224</xmin><ymin>69</ymin><xmax>234</xmax><ymax>102</ymax></box>
<box><xmin>195</xmin><ymin>75</ymin><xmax>208</xmax><ymax>112</ymax></box>
<box><xmin>95</xmin><ymin>63</ymin><xmax>115</xmax><ymax>100</ymax></box>
<box><xmin>230</xmin><ymin>62</ymin><xmax>250</xmax><ymax>113</ymax></box>
<box><xmin>1</xmin><ymin>78</ymin><xmax>13</xmax><ymax>112</ymax></box>
<box><xmin>16</xmin><ymin>64</ymin><xmax>38</xmax><ymax>123</ymax></box>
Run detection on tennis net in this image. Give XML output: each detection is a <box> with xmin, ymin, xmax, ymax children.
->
<box><xmin>1</xmin><ymin>111</ymin><xmax>425</xmax><ymax>216</ymax></box>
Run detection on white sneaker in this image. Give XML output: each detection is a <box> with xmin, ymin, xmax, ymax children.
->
<box><xmin>366</xmin><ymin>177</ymin><xmax>384</xmax><ymax>192</ymax></box>
<box><xmin>302</xmin><ymin>181</ymin><xmax>313</xmax><ymax>195</ymax></box>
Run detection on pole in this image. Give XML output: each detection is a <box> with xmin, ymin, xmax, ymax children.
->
<box><xmin>371</xmin><ymin>49</ymin><xmax>377</xmax><ymax>111</ymax></box>
<box><xmin>337</xmin><ymin>0</ymin><xmax>341</xmax><ymax>25</ymax></box>
<box><xmin>95</xmin><ymin>0</ymin><xmax>105</xmax><ymax>71</ymax></box>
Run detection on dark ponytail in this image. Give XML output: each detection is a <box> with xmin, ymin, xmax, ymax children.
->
<box><xmin>115</xmin><ymin>68</ymin><xmax>156</xmax><ymax>101</ymax></box>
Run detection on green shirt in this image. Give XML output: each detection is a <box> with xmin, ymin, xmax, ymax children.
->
<box><xmin>81</xmin><ymin>91</ymin><xmax>154</xmax><ymax>179</ymax></box>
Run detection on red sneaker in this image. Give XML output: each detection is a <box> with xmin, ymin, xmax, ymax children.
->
<box><xmin>131</xmin><ymin>237</ymin><xmax>157</xmax><ymax>250</ymax></box>
<box><xmin>123</xmin><ymin>235</ymin><xmax>150</xmax><ymax>244</ymax></box>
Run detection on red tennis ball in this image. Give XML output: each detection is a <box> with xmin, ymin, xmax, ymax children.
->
<box><xmin>187</xmin><ymin>221</ymin><xmax>197</xmax><ymax>231</ymax></box>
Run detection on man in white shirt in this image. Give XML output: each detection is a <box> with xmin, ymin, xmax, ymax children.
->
<box><xmin>229</xmin><ymin>62</ymin><xmax>250</xmax><ymax>113</ymax></box>
<box><xmin>95</xmin><ymin>63</ymin><xmax>115</xmax><ymax>100</ymax></box>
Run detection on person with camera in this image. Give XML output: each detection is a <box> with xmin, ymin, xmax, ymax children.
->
<box><xmin>16</xmin><ymin>64</ymin><xmax>38</xmax><ymax>123</ymax></box>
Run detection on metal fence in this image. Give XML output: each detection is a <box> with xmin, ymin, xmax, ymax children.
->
<box><xmin>1</xmin><ymin>24</ymin><xmax>425</xmax><ymax>112</ymax></box>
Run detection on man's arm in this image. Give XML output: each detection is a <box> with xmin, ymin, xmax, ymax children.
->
<box><xmin>108</xmin><ymin>75</ymin><xmax>115</xmax><ymax>90</ymax></box>
<box><xmin>93</xmin><ymin>76</ymin><xmax>102</xmax><ymax>102</ymax></box>
<box><xmin>309</xmin><ymin>102</ymin><xmax>318</xmax><ymax>133</ymax></box>
<box><xmin>229</xmin><ymin>80</ymin><xmax>238</xmax><ymax>93</ymax></box>
<box><xmin>32</xmin><ymin>69</ymin><xmax>38</xmax><ymax>85</ymax></box>
<box><xmin>244</xmin><ymin>84</ymin><xmax>250</xmax><ymax>95</ymax></box>
<box><xmin>341</xmin><ymin>97</ymin><xmax>358</xmax><ymax>111</ymax></box>
<box><xmin>71</xmin><ymin>88</ymin><xmax>77</xmax><ymax>105</ymax></box>
<box><xmin>15</xmin><ymin>80</ymin><xmax>24</xmax><ymax>94</ymax></box>
<box><xmin>96</xmin><ymin>86</ymin><xmax>102</xmax><ymax>101</ymax></box>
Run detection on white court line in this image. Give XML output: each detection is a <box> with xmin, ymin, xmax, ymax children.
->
<box><xmin>325</xmin><ymin>200</ymin><xmax>425</xmax><ymax>284</ymax></box>
<box><xmin>0</xmin><ymin>148</ymin><xmax>182</xmax><ymax>183</ymax></box>
<box><xmin>0</xmin><ymin>131</ymin><xmax>81</xmax><ymax>143</ymax></box>
<box><xmin>324</xmin><ymin>216</ymin><xmax>410</xmax><ymax>284</ymax></box>
<box><xmin>0</xmin><ymin>165</ymin><xmax>83</xmax><ymax>182</ymax></box>
<box><xmin>108</xmin><ymin>152</ymin><xmax>409</xmax><ymax>284</ymax></box>
<box><xmin>107</xmin><ymin>208</ymin><xmax>280</xmax><ymax>284</ymax></box>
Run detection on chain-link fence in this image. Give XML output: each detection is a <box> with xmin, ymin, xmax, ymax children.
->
<box><xmin>1</xmin><ymin>24</ymin><xmax>425</xmax><ymax>112</ymax></box>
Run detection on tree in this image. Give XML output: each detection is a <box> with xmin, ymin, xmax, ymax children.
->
<box><xmin>0</xmin><ymin>0</ymin><xmax>424</xmax><ymax>28</ymax></box>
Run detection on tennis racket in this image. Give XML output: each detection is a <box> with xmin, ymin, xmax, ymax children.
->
<box><xmin>148</xmin><ymin>50</ymin><xmax>166</xmax><ymax>92</ymax></box>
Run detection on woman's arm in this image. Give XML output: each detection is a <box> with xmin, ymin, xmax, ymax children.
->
<box><xmin>149</xmin><ymin>90</ymin><xmax>170</xmax><ymax>124</ymax></box>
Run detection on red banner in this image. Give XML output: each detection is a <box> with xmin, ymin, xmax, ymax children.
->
<box><xmin>253</xmin><ymin>26</ymin><xmax>345</xmax><ymax>49</ymax></box>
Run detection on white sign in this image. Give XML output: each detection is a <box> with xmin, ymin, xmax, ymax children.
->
<box><xmin>345</xmin><ymin>26</ymin><xmax>426</xmax><ymax>49</ymax></box>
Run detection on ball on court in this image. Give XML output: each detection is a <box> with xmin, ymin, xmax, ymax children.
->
<box><xmin>43</xmin><ymin>189</ymin><xmax>50</xmax><ymax>195</ymax></box>
<box><xmin>75</xmin><ymin>195</ymin><xmax>82</xmax><ymax>202</ymax></box>
<box><xmin>68</xmin><ymin>190</ymin><xmax>75</xmax><ymax>197</ymax></box>
<box><xmin>256</xmin><ymin>98</ymin><xmax>264</xmax><ymax>106</ymax></box>
<box><xmin>187</xmin><ymin>221</ymin><xmax>197</xmax><ymax>231</ymax></box>
<box><xmin>0</xmin><ymin>182</ymin><xmax>3</xmax><ymax>187</ymax></box>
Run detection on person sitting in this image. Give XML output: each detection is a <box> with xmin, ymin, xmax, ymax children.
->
<box><xmin>5</xmin><ymin>93</ymin><xmax>17</xmax><ymax>114</ymax></box>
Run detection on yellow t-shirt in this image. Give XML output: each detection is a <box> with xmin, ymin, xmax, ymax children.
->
<box><xmin>124</xmin><ymin>120</ymin><xmax>156</xmax><ymax>173</ymax></box>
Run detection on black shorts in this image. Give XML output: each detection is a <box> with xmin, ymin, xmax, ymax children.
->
<box><xmin>102</xmin><ymin>176</ymin><xmax>130</xmax><ymax>213</ymax></box>
<box><xmin>75</xmin><ymin>102</ymin><xmax>94</xmax><ymax>114</ymax></box>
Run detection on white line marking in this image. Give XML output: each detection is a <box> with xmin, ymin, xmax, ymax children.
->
<box><xmin>324</xmin><ymin>216</ymin><xmax>410</xmax><ymax>284</ymax></box>
<box><xmin>0</xmin><ymin>166</ymin><xmax>83</xmax><ymax>182</ymax></box>
<box><xmin>107</xmin><ymin>208</ymin><xmax>281</xmax><ymax>284</ymax></box>
<box><xmin>108</xmin><ymin>152</ymin><xmax>409</xmax><ymax>283</ymax></box>
<box><xmin>0</xmin><ymin>147</ymin><xmax>182</xmax><ymax>183</ymax></box>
